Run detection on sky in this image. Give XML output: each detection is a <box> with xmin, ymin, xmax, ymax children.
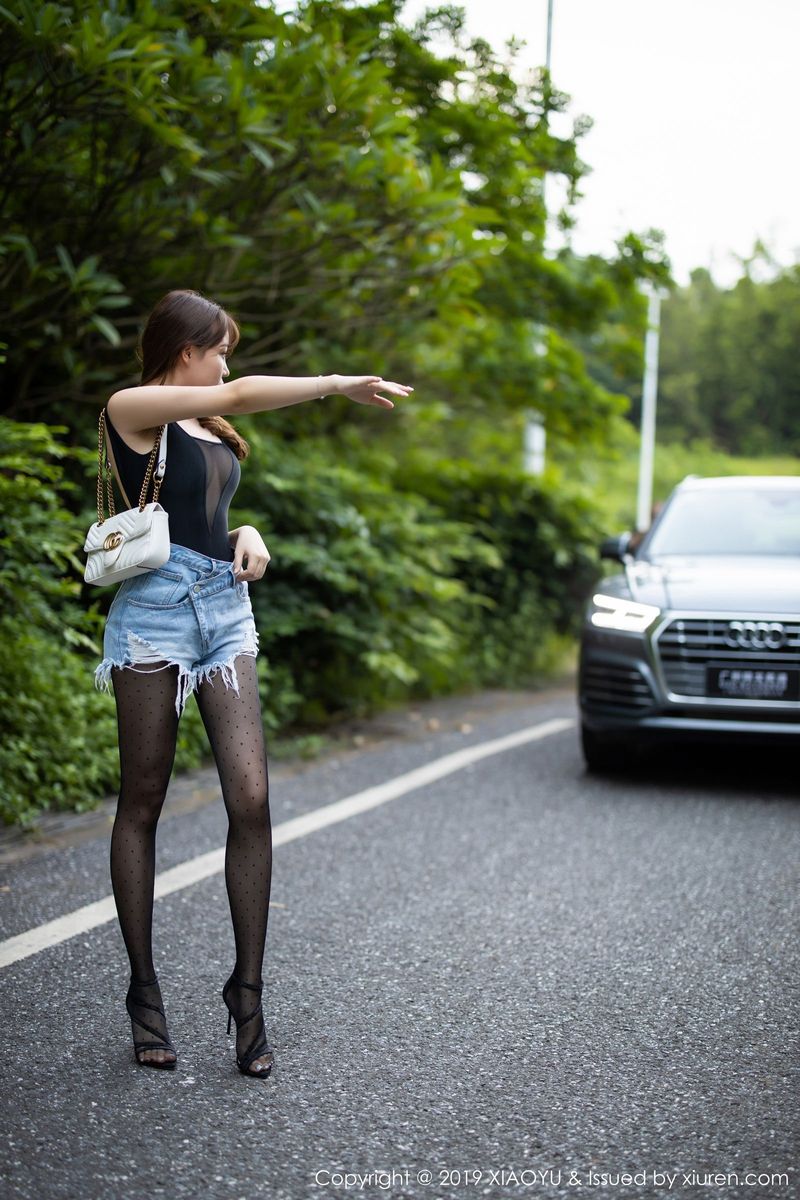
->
<box><xmin>398</xmin><ymin>0</ymin><xmax>800</xmax><ymax>286</ymax></box>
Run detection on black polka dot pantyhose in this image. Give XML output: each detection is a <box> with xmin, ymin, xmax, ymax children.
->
<box><xmin>110</xmin><ymin>660</ymin><xmax>181</xmax><ymax>983</ymax></box>
<box><xmin>193</xmin><ymin>654</ymin><xmax>273</xmax><ymax>986</ymax></box>
<box><xmin>109</xmin><ymin>654</ymin><xmax>273</xmax><ymax>1067</ymax></box>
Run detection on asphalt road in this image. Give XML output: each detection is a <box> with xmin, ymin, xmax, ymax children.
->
<box><xmin>1</xmin><ymin>686</ymin><xmax>797</xmax><ymax>1200</ymax></box>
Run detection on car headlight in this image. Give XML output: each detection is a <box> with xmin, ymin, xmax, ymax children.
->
<box><xmin>589</xmin><ymin>593</ymin><xmax>661</xmax><ymax>633</ymax></box>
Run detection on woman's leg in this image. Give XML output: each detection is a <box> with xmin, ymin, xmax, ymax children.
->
<box><xmin>110</xmin><ymin>662</ymin><xmax>181</xmax><ymax>1065</ymax></box>
<box><xmin>194</xmin><ymin>654</ymin><xmax>273</xmax><ymax>1071</ymax></box>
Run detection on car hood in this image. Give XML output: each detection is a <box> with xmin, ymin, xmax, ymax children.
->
<box><xmin>621</xmin><ymin>556</ymin><xmax>800</xmax><ymax>613</ymax></box>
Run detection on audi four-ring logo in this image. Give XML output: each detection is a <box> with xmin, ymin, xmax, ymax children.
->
<box><xmin>725</xmin><ymin>620</ymin><xmax>786</xmax><ymax>650</ymax></box>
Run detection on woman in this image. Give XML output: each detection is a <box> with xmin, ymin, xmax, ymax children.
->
<box><xmin>94</xmin><ymin>289</ymin><xmax>413</xmax><ymax>1077</ymax></box>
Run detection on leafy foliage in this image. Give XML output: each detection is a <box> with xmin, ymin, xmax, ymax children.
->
<box><xmin>0</xmin><ymin>419</ymin><xmax>214</xmax><ymax>825</ymax></box>
<box><xmin>0</xmin><ymin>419</ymin><xmax>116</xmax><ymax>825</ymax></box>
<box><xmin>639</xmin><ymin>252</ymin><xmax>800</xmax><ymax>454</ymax></box>
<box><xmin>1</xmin><ymin>0</ymin><xmax>666</xmax><ymax>432</ymax></box>
<box><xmin>0</xmin><ymin>0</ymin><xmax>671</xmax><ymax>825</ymax></box>
<box><xmin>395</xmin><ymin>452</ymin><xmax>602</xmax><ymax>684</ymax></box>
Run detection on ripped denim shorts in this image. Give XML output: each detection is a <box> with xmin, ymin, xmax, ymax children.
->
<box><xmin>94</xmin><ymin>542</ymin><xmax>260</xmax><ymax>717</ymax></box>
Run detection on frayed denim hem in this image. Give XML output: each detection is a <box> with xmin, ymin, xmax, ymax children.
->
<box><xmin>94</xmin><ymin>628</ymin><xmax>260</xmax><ymax>717</ymax></box>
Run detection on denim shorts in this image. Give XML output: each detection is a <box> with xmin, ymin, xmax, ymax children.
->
<box><xmin>94</xmin><ymin>543</ymin><xmax>260</xmax><ymax>717</ymax></box>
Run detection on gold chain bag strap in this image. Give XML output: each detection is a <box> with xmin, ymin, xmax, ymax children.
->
<box><xmin>83</xmin><ymin>408</ymin><xmax>171</xmax><ymax>586</ymax></box>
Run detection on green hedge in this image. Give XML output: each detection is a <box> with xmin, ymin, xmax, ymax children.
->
<box><xmin>1</xmin><ymin>417</ymin><xmax>600</xmax><ymax>827</ymax></box>
<box><xmin>0</xmin><ymin>420</ymin><xmax>211</xmax><ymax>826</ymax></box>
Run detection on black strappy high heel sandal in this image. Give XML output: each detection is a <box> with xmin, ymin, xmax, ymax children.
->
<box><xmin>125</xmin><ymin>975</ymin><xmax>177</xmax><ymax>1070</ymax></box>
<box><xmin>222</xmin><ymin>972</ymin><xmax>275</xmax><ymax>1079</ymax></box>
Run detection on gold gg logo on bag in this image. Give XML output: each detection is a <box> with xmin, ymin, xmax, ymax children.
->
<box><xmin>103</xmin><ymin>531</ymin><xmax>124</xmax><ymax>551</ymax></box>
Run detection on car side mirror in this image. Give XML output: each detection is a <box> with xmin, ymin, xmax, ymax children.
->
<box><xmin>599</xmin><ymin>532</ymin><xmax>632</xmax><ymax>562</ymax></box>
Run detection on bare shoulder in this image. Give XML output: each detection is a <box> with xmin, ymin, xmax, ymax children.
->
<box><xmin>106</xmin><ymin>394</ymin><xmax>158</xmax><ymax>438</ymax></box>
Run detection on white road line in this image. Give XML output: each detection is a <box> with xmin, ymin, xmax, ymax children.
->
<box><xmin>0</xmin><ymin>716</ymin><xmax>574</xmax><ymax>969</ymax></box>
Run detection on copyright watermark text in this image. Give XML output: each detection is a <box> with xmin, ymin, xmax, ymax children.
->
<box><xmin>311</xmin><ymin>1166</ymin><xmax>791</xmax><ymax>1191</ymax></box>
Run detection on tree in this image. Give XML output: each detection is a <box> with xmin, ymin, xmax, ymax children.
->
<box><xmin>0</xmin><ymin>0</ymin><xmax>674</xmax><ymax>824</ymax></box>
<box><xmin>1</xmin><ymin>0</ymin><xmax>667</xmax><ymax>452</ymax></box>
<box><xmin>656</xmin><ymin>252</ymin><xmax>800</xmax><ymax>454</ymax></box>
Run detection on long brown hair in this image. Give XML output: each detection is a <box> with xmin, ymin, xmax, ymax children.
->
<box><xmin>138</xmin><ymin>289</ymin><xmax>249</xmax><ymax>460</ymax></box>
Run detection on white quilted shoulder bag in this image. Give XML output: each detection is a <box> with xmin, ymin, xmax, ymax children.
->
<box><xmin>84</xmin><ymin>407</ymin><xmax>171</xmax><ymax>586</ymax></box>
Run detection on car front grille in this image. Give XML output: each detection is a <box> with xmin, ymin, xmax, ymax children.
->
<box><xmin>581</xmin><ymin>662</ymin><xmax>655</xmax><ymax>712</ymax></box>
<box><xmin>656</xmin><ymin>617</ymin><xmax>800</xmax><ymax>697</ymax></box>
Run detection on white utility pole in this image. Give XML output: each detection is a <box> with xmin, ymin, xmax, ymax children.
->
<box><xmin>636</xmin><ymin>285</ymin><xmax>662</xmax><ymax>531</ymax></box>
<box><xmin>523</xmin><ymin>0</ymin><xmax>554</xmax><ymax>477</ymax></box>
<box><xmin>524</xmin><ymin>414</ymin><xmax>547</xmax><ymax>474</ymax></box>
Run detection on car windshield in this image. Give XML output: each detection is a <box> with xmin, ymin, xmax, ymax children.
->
<box><xmin>644</xmin><ymin>487</ymin><xmax>800</xmax><ymax>557</ymax></box>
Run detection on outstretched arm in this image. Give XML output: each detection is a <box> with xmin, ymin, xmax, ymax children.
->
<box><xmin>234</xmin><ymin>374</ymin><xmax>411</xmax><ymax>413</ymax></box>
<box><xmin>108</xmin><ymin>374</ymin><xmax>413</xmax><ymax>433</ymax></box>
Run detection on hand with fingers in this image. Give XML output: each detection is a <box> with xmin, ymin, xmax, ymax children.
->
<box><xmin>330</xmin><ymin>375</ymin><xmax>414</xmax><ymax>409</ymax></box>
<box><xmin>231</xmin><ymin>525</ymin><xmax>270</xmax><ymax>583</ymax></box>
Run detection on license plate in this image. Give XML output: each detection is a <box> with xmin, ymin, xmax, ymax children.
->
<box><xmin>706</xmin><ymin>665</ymin><xmax>800</xmax><ymax>700</ymax></box>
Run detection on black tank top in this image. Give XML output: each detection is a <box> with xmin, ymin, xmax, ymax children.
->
<box><xmin>105</xmin><ymin>409</ymin><xmax>241</xmax><ymax>562</ymax></box>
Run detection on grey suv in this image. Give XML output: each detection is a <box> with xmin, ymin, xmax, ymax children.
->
<box><xmin>579</xmin><ymin>475</ymin><xmax>800</xmax><ymax>770</ymax></box>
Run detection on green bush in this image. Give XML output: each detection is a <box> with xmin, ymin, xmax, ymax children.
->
<box><xmin>228</xmin><ymin>425</ymin><xmax>490</xmax><ymax>719</ymax></box>
<box><xmin>0</xmin><ymin>419</ymin><xmax>208</xmax><ymax>825</ymax></box>
<box><xmin>0</xmin><ymin>419</ymin><xmax>115</xmax><ymax>824</ymax></box>
<box><xmin>233</xmin><ymin>423</ymin><xmax>599</xmax><ymax>713</ymax></box>
<box><xmin>395</xmin><ymin>455</ymin><xmax>602</xmax><ymax>688</ymax></box>
<box><xmin>1</xmin><ymin>415</ymin><xmax>602</xmax><ymax>827</ymax></box>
